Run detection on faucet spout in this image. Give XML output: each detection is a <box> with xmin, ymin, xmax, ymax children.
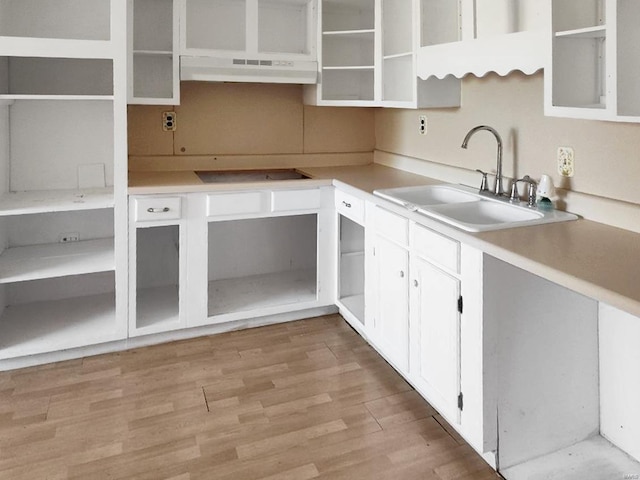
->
<box><xmin>461</xmin><ymin>125</ymin><xmax>505</xmax><ymax>196</ymax></box>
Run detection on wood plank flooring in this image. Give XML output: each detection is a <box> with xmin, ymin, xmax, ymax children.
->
<box><xmin>0</xmin><ymin>314</ymin><xmax>502</xmax><ymax>480</ymax></box>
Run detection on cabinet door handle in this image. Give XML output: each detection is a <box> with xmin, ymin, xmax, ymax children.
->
<box><xmin>414</xmin><ymin>279</ymin><xmax>419</xmax><ymax>287</ymax></box>
<box><xmin>399</xmin><ymin>270</ymin><xmax>405</xmax><ymax>278</ymax></box>
<box><xmin>342</xmin><ymin>201</ymin><xmax>352</xmax><ymax>208</ymax></box>
<box><xmin>147</xmin><ymin>207</ymin><xmax>170</xmax><ymax>213</ymax></box>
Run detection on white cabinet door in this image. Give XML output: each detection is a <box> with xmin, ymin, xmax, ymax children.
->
<box><xmin>411</xmin><ymin>255</ymin><xmax>461</xmax><ymax>424</ymax></box>
<box><xmin>128</xmin><ymin>0</ymin><xmax>180</xmax><ymax>104</ymax></box>
<box><xmin>372</xmin><ymin>234</ymin><xmax>410</xmax><ymax>373</ymax></box>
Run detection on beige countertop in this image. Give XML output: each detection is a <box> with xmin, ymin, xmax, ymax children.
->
<box><xmin>129</xmin><ymin>164</ymin><xmax>640</xmax><ymax>318</ymax></box>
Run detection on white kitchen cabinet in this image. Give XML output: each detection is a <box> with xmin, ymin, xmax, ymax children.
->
<box><xmin>368</xmin><ymin>206</ymin><xmax>410</xmax><ymax>373</ymax></box>
<box><xmin>304</xmin><ymin>0</ymin><xmax>459</xmax><ymax>108</ymax></box>
<box><xmin>0</xmin><ymin>0</ymin><xmax>128</xmax><ymax>365</ymax></box>
<box><xmin>409</xmin><ymin>225</ymin><xmax>462</xmax><ymax>425</ymax></box>
<box><xmin>335</xmin><ymin>189</ymin><xmax>366</xmax><ymax>332</ymax></box>
<box><xmin>364</xmin><ymin>201</ymin><xmax>496</xmax><ymax>464</ymax></box>
<box><xmin>181</xmin><ymin>0</ymin><xmax>317</xmax><ymax>59</ymax></box>
<box><xmin>129</xmin><ymin>195</ymin><xmax>186</xmax><ymax>337</ymax></box>
<box><xmin>545</xmin><ymin>0</ymin><xmax>640</xmax><ymax>122</ymax></box>
<box><xmin>127</xmin><ymin>0</ymin><xmax>180</xmax><ymax>104</ymax></box>
<box><xmin>417</xmin><ymin>0</ymin><xmax>548</xmax><ymax>80</ymax></box>
<box><xmin>185</xmin><ymin>186</ymin><xmax>334</xmax><ymax>328</ymax></box>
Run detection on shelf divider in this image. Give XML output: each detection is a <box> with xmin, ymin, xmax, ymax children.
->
<box><xmin>0</xmin><ymin>188</ymin><xmax>114</xmax><ymax>216</ymax></box>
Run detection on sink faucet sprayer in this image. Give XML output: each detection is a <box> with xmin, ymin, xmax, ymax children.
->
<box><xmin>461</xmin><ymin>125</ymin><xmax>505</xmax><ymax>197</ymax></box>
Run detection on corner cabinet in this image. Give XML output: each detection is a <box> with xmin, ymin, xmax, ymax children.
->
<box><xmin>545</xmin><ymin>0</ymin><xmax>640</xmax><ymax>122</ymax></box>
<box><xmin>335</xmin><ymin>189</ymin><xmax>366</xmax><ymax>334</ymax></box>
<box><xmin>304</xmin><ymin>0</ymin><xmax>460</xmax><ymax>108</ymax></box>
<box><xmin>0</xmin><ymin>0</ymin><xmax>128</xmax><ymax>366</ymax></box>
<box><xmin>417</xmin><ymin>0</ymin><xmax>549</xmax><ymax>80</ymax></box>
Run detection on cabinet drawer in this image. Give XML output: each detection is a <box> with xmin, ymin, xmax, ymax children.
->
<box><xmin>271</xmin><ymin>189</ymin><xmax>321</xmax><ymax>212</ymax></box>
<box><xmin>412</xmin><ymin>223</ymin><xmax>460</xmax><ymax>273</ymax></box>
<box><xmin>207</xmin><ymin>191</ymin><xmax>268</xmax><ymax>217</ymax></box>
<box><xmin>372</xmin><ymin>206</ymin><xmax>408</xmax><ymax>246</ymax></box>
<box><xmin>134</xmin><ymin>196</ymin><xmax>182</xmax><ymax>222</ymax></box>
<box><xmin>335</xmin><ymin>189</ymin><xmax>364</xmax><ymax>224</ymax></box>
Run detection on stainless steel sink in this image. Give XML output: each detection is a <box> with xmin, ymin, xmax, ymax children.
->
<box><xmin>196</xmin><ymin>169</ymin><xmax>310</xmax><ymax>183</ymax></box>
<box><xmin>373</xmin><ymin>183</ymin><xmax>578</xmax><ymax>232</ymax></box>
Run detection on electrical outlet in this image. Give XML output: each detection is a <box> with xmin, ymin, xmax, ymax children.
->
<box><xmin>419</xmin><ymin>115</ymin><xmax>427</xmax><ymax>135</ymax></box>
<box><xmin>59</xmin><ymin>233</ymin><xmax>79</xmax><ymax>243</ymax></box>
<box><xmin>162</xmin><ymin>111</ymin><xmax>176</xmax><ymax>132</ymax></box>
<box><xmin>557</xmin><ymin>147</ymin><xmax>575</xmax><ymax>177</ymax></box>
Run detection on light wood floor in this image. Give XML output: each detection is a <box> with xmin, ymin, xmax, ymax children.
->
<box><xmin>0</xmin><ymin>314</ymin><xmax>502</xmax><ymax>480</ymax></box>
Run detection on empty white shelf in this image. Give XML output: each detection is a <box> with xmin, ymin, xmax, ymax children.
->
<box><xmin>0</xmin><ymin>36</ymin><xmax>114</xmax><ymax>59</ymax></box>
<box><xmin>555</xmin><ymin>25</ymin><xmax>606</xmax><ymax>39</ymax></box>
<box><xmin>502</xmin><ymin>436</ymin><xmax>640</xmax><ymax>480</ymax></box>
<box><xmin>208</xmin><ymin>268</ymin><xmax>317</xmax><ymax>317</ymax></box>
<box><xmin>0</xmin><ymin>94</ymin><xmax>114</xmax><ymax>101</ymax></box>
<box><xmin>136</xmin><ymin>284</ymin><xmax>180</xmax><ymax>330</ymax></box>
<box><xmin>339</xmin><ymin>294</ymin><xmax>365</xmax><ymax>323</ymax></box>
<box><xmin>0</xmin><ymin>188</ymin><xmax>114</xmax><ymax>216</ymax></box>
<box><xmin>0</xmin><ymin>238</ymin><xmax>114</xmax><ymax>284</ymax></box>
<box><xmin>0</xmin><ymin>292</ymin><xmax>118</xmax><ymax>360</ymax></box>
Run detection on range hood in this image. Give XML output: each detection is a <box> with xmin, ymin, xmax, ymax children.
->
<box><xmin>180</xmin><ymin>56</ymin><xmax>318</xmax><ymax>85</ymax></box>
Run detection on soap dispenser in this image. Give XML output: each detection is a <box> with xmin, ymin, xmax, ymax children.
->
<box><xmin>537</xmin><ymin>174</ymin><xmax>555</xmax><ymax>211</ymax></box>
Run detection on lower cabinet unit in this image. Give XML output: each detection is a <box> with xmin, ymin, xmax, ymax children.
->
<box><xmin>410</xmin><ymin>253</ymin><xmax>461</xmax><ymax>424</ymax></box>
<box><xmin>129</xmin><ymin>195</ymin><xmax>187</xmax><ymax>337</ymax></box>
<box><xmin>365</xmin><ymin>200</ymin><xmax>496</xmax><ymax>465</ymax></box>
<box><xmin>371</xmin><ymin>233</ymin><xmax>410</xmax><ymax>373</ymax></box>
<box><xmin>130</xmin><ymin>187</ymin><xmax>334</xmax><ymax>334</ymax></box>
<box><xmin>368</xmin><ymin>205</ymin><xmax>410</xmax><ymax>374</ymax></box>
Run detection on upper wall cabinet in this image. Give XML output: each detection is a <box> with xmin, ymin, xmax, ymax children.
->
<box><xmin>417</xmin><ymin>0</ymin><xmax>549</xmax><ymax>79</ymax></box>
<box><xmin>127</xmin><ymin>0</ymin><xmax>180</xmax><ymax>105</ymax></box>
<box><xmin>304</xmin><ymin>0</ymin><xmax>460</xmax><ymax>108</ymax></box>
<box><xmin>545</xmin><ymin>0</ymin><xmax>640</xmax><ymax>122</ymax></box>
<box><xmin>179</xmin><ymin>0</ymin><xmax>319</xmax><ymax>84</ymax></box>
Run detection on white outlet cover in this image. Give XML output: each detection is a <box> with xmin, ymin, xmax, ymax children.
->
<box><xmin>557</xmin><ymin>147</ymin><xmax>575</xmax><ymax>177</ymax></box>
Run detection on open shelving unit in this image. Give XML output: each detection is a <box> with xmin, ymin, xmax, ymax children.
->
<box><xmin>128</xmin><ymin>0</ymin><xmax>180</xmax><ymax>104</ymax></box>
<box><xmin>306</xmin><ymin>0</ymin><xmax>460</xmax><ymax>108</ymax></box>
<box><xmin>337</xmin><ymin>215</ymin><xmax>365</xmax><ymax>326</ymax></box>
<box><xmin>0</xmin><ymin>0</ymin><xmax>128</xmax><ymax>366</ymax></box>
<box><xmin>181</xmin><ymin>0</ymin><xmax>316</xmax><ymax>58</ymax></box>
<box><xmin>545</xmin><ymin>0</ymin><xmax>640</xmax><ymax>122</ymax></box>
<box><xmin>132</xmin><ymin>223</ymin><xmax>184</xmax><ymax>335</ymax></box>
<box><xmin>207</xmin><ymin>214</ymin><xmax>319</xmax><ymax>319</ymax></box>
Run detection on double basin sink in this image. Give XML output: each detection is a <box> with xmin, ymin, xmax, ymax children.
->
<box><xmin>373</xmin><ymin>184</ymin><xmax>577</xmax><ymax>232</ymax></box>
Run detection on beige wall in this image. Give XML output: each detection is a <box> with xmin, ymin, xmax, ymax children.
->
<box><xmin>128</xmin><ymin>82</ymin><xmax>375</xmax><ymax>158</ymax></box>
<box><xmin>375</xmin><ymin>71</ymin><xmax>640</xmax><ymax>206</ymax></box>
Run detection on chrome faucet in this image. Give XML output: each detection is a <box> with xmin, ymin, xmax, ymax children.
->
<box><xmin>461</xmin><ymin>125</ymin><xmax>505</xmax><ymax>197</ymax></box>
<box><xmin>510</xmin><ymin>175</ymin><xmax>538</xmax><ymax>207</ymax></box>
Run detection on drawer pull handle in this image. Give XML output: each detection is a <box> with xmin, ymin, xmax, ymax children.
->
<box><xmin>399</xmin><ymin>270</ymin><xmax>405</xmax><ymax>278</ymax></box>
<box><xmin>414</xmin><ymin>279</ymin><xmax>419</xmax><ymax>288</ymax></box>
<box><xmin>147</xmin><ymin>207</ymin><xmax>170</xmax><ymax>213</ymax></box>
<box><xmin>342</xmin><ymin>201</ymin><xmax>352</xmax><ymax>208</ymax></box>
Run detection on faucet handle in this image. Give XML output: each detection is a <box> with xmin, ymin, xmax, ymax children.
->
<box><xmin>509</xmin><ymin>181</ymin><xmax>520</xmax><ymax>203</ymax></box>
<box><xmin>511</xmin><ymin>175</ymin><xmax>538</xmax><ymax>207</ymax></box>
<box><xmin>475</xmin><ymin>169</ymin><xmax>490</xmax><ymax>192</ymax></box>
